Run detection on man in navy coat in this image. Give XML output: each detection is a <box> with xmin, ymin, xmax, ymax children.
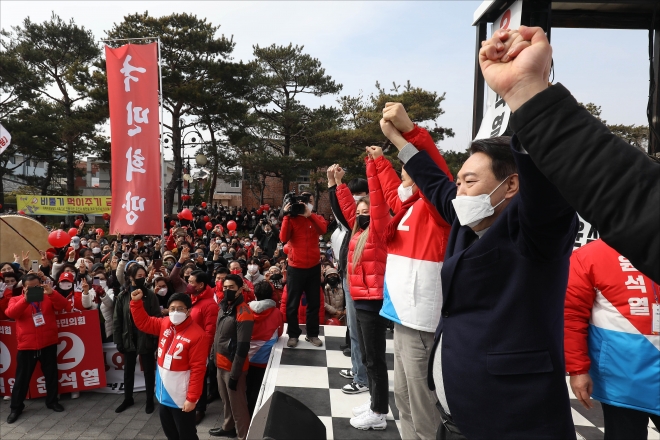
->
<box><xmin>379</xmin><ymin>101</ymin><xmax>578</xmax><ymax>439</ymax></box>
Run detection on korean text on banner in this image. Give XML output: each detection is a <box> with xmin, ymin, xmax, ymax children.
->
<box><xmin>474</xmin><ymin>0</ymin><xmax>522</xmax><ymax>140</ymax></box>
<box><xmin>0</xmin><ymin>311</ymin><xmax>107</xmax><ymax>397</ymax></box>
<box><xmin>105</xmin><ymin>43</ymin><xmax>162</xmax><ymax>235</ymax></box>
<box><xmin>16</xmin><ymin>195</ymin><xmax>112</xmax><ymax>216</ymax></box>
<box><xmin>0</xmin><ymin>123</ymin><xmax>11</xmax><ymax>156</ymax></box>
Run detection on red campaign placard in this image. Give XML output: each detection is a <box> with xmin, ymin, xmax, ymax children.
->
<box><xmin>105</xmin><ymin>43</ymin><xmax>162</xmax><ymax>235</ymax></box>
<box><xmin>0</xmin><ymin>320</ymin><xmax>18</xmax><ymax>396</ymax></box>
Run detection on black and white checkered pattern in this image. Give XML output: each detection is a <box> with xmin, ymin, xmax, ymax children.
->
<box><xmin>255</xmin><ymin>325</ymin><xmax>659</xmax><ymax>440</ymax></box>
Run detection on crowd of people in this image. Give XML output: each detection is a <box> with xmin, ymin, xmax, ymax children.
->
<box><xmin>1</xmin><ymin>26</ymin><xmax>659</xmax><ymax>440</ymax></box>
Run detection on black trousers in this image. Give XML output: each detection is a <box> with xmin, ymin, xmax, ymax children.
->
<box><xmin>159</xmin><ymin>403</ymin><xmax>198</xmax><ymax>440</ymax></box>
<box><xmin>207</xmin><ymin>358</ymin><xmax>218</xmax><ymax>397</ymax></box>
<box><xmin>11</xmin><ymin>344</ymin><xmax>59</xmax><ymax>411</ymax></box>
<box><xmin>355</xmin><ymin>308</ymin><xmax>389</xmax><ymax>414</ymax></box>
<box><xmin>246</xmin><ymin>365</ymin><xmax>266</xmax><ymax>417</ymax></box>
<box><xmin>285</xmin><ymin>264</ymin><xmax>321</xmax><ymax>339</ymax></box>
<box><xmin>602</xmin><ymin>402</ymin><xmax>660</xmax><ymax>440</ymax></box>
<box><xmin>124</xmin><ymin>351</ymin><xmax>155</xmax><ymax>400</ymax></box>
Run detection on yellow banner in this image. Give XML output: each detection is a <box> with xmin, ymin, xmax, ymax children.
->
<box><xmin>16</xmin><ymin>195</ymin><xmax>112</xmax><ymax>216</ymax></box>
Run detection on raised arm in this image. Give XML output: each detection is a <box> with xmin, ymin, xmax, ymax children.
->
<box><xmin>366</xmin><ymin>156</ymin><xmax>391</xmax><ymax>240</ymax></box>
<box><xmin>129</xmin><ymin>292</ymin><xmax>163</xmax><ymax>336</ymax></box>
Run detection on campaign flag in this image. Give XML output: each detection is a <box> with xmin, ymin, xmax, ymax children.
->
<box><xmin>105</xmin><ymin>43</ymin><xmax>162</xmax><ymax>234</ymax></box>
<box><xmin>0</xmin><ymin>123</ymin><xmax>11</xmax><ymax>156</ymax></box>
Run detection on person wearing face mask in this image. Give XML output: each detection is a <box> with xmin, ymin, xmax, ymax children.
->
<box><xmin>153</xmin><ymin>276</ymin><xmax>175</xmax><ymax>311</ymax></box>
<box><xmin>383</xmin><ymin>103</ymin><xmax>578</xmax><ymax>440</ymax></box>
<box><xmin>185</xmin><ymin>271</ymin><xmax>219</xmax><ymax>425</ymax></box>
<box><xmin>81</xmin><ymin>272</ymin><xmax>115</xmax><ymax>343</ymax></box>
<box><xmin>113</xmin><ymin>265</ymin><xmax>161</xmax><ymax>415</ymax></box>
<box><xmin>279</xmin><ymin>191</ymin><xmax>328</xmax><ymax>348</ymax></box>
<box><xmin>244</xmin><ymin>258</ymin><xmax>265</xmax><ymax>285</ymax></box>
<box><xmin>130</xmin><ymin>291</ymin><xmax>208</xmax><ymax>440</ymax></box>
<box><xmin>5</xmin><ymin>273</ymin><xmax>73</xmax><ymax>423</ymax></box>
<box><xmin>54</xmin><ymin>271</ymin><xmax>84</xmax><ymax>311</ymax></box>
<box><xmin>335</xmin><ymin>158</ymin><xmax>391</xmax><ymax>431</ymax></box>
<box><xmin>0</xmin><ymin>272</ymin><xmax>19</xmax><ymax>320</ymax></box>
<box><xmin>253</xmin><ymin>219</ymin><xmax>279</xmax><ymax>258</ymax></box>
<box><xmin>365</xmin><ymin>141</ymin><xmax>453</xmax><ymax>439</ymax></box>
<box><xmin>327</xmin><ymin>171</ymin><xmax>370</xmax><ymax>378</ymax></box>
<box><xmin>209</xmin><ymin>275</ymin><xmax>254</xmax><ymax>439</ymax></box>
<box><xmin>322</xmin><ymin>268</ymin><xmax>345</xmax><ymax>322</ymax></box>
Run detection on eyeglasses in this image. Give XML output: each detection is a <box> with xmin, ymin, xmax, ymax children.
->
<box><xmin>168</xmin><ymin>307</ymin><xmax>188</xmax><ymax>313</ymax></box>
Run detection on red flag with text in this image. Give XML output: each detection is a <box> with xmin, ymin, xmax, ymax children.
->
<box><xmin>105</xmin><ymin>43</ymin><xmax>162</xmax><ymax>234</ymax></box>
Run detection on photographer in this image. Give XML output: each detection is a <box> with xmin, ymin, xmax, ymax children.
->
<box><xmin>253</xmin><ymin>219</ymin><xmax>279</xmax><ymax>258</ymax></box>
<box><xmin>279</xmin><ymin>191</ymin><xmax>328</xmax><ymax>347</ymax></box>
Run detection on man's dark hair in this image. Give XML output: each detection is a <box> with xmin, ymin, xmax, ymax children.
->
<box><xmin>468</xmin><ymin>136</ymin><xmax>517</xmax><ymax>180</ymax></box>
<box><xmin>167</xmin><ymin>292</ymin><xmax>192</xmax><ymax>309</ymax></box>
<box><xmin>214</xmin><ymin>267</ymin><xmax>230</xmax><ymax>276</ymax></box>
<box><xmin>224</xmin><ymin>274</ymin><xmax>244</xmax><ymax>288</ymax></box>
<box><xmin>254</xmin><ymin>281</ymin><xmax>273</xmax><ymax>301</ymax></box>
<box><xmin>22</xmin><ymin>273</ymin><xmax>40</xmax><ymax>284</ymax></box>
<box><xmin>190</xmin><ymin>270</ymin><xmax>210</xmax><ymax>288</ymax></box>
<box><xmin>249</xmin><ymin>258</ymin><xmax>261</xmax><ymax>266</ymax></box>
<box><xmin>348</xmin><ymin>178</ymin><xmax>368</xmax><ymax>195</ymax></box>
<box><xmin>3</xmin><ymin>272</ymin><xmax>18</xmax><ymax>281</ymax></box>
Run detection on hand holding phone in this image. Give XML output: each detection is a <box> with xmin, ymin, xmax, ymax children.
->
<box><xmin>26</xmin><ymin>286</ymin><xmax>44</xmax><ymax>303</ymax></box>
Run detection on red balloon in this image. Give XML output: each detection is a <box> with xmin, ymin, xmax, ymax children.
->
<box><xmin>256</xmin><ymin>209</ymin><xmax>263</xmax><ymax>216</ymax></box>
<box><xmin>203</xmin><ymin>215</ymin><xmax>209</xmax><ymax>222</ymax></box>
<box><xmin>18</xmin><ymin>210</ymin><xmax>26</xmax><ymax>215</ymax></box>
<box><xmin>74</xmin><ymin>219</ymin><xmax>82</xmax><ymax>227</ymax></box>
<box><xmin>48</xmin><ymin>229</ymin><xmax>71</xmax><ymax>248</ymax></box>
<box><xmin>179</xmin><ymin>208</ymin><xmax>193</xmax><ymax>221</ymax></box>
<box><xmin>170</xmin><ymin>220</ymin><xmax>176</xmax><ymax>226</ymax></box>
<box><xmin>196</xmin><ymin>229</ymin><xmax>203</xmax><ymax>237</ymax></box>
<box><xmin>205</xmin><ymin>222</ymin><xmax>213</xmax><ymax>231</ymax></box>
<box><xmin>226</xmin><ymin>220</ymin><xmax>237</xmax><ymax>231</ymax></box>
<box><xmin>201</xmin><ymin>202</ymin><xmax>207</xmax><ymax>208</ymax></box>
<box><xmin>264</xmin><ymin>204</ymin><xmax>270</xmax><ymax>211</ymax></box>
<box><xmin>102</xmin><ymin>213</ymin><xmax>110</xmax><ymax>220</ymax></box>
<box><xmin>68</xmin><ymin>228</ymin><xmax>78</xmax><ymax>237</ymax></box>
<box><xmin>96</xmin><ymin>228</ymin><xmax>104</xmax><ymax>237</ymax></box>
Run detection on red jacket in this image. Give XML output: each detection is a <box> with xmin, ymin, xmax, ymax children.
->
<box><xmin>279</xmin><ymin>285</ymin><xmax>325</xmax><ymax>324</ymax></box>
<box><xmin>279</xmin><ymin>213</ymin><xmax>327</xmax><ymax>269</ymax></box>
<box><xmin>130</xmin><ymin>300</ymin><xmax>208</xmax><ymax>406</ymax></box>
<box><xmin>189</xmin><ymin>285</ymin><xmax>219</xmax><ymax>352</ymax></box>
<box><xmin>6</xmin><ymin>290</ymin><xmax>73</xmax><ymax>350</ymax></box>
<box><xmin>0</xmin><ymin>288</ymin><xmax>16</xmax><ymax>320</ymax></box>
<box><xmin>337</xmin><ymin>158</ymin><xmax>389</xmax><ymax>301</ymax></box>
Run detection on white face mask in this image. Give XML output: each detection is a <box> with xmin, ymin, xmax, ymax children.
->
<box><xmin>59</xmin><ymin>282</ymin><xmax>73</xmax><ymax>290</ymax></box>
<box><xmin>137</xmin><ymin>260</ymin><xmax>146</xmax><ymax>267</ymax></box>
<box><xmin>156</xmin><ymin>286</ymin><xmax>168</xmax><ymax>296</ymax></box>
<box><xmin>248</xmin><ymin>264</ymin><xmax>259</xmax><ymax>274</ymax></box>
<box><xmin>169</xmin><ymin>310</ymin><xmax>187</xmax><ymax>325</ymax></box>
<box><xmin>221</xmin><ymin>246</ymin><xmax>227</xmax><ymax>252</ymax></box>
<box><xmin>451</xmin><ymin>176</ymin><xmax>510</xmax><ymax>228</ymax></box>
<box><xmin>92</xmin><ymin>247</ymin><xmax>101</xmax><ymax>254</ymax></box>
<box><xmin>397</xmin><ymin>183</ymin><xmax>414</xmax><ymax>202</ymax></box>
<box><xmin>353</xmin><ymin>195</ymin><xmax>364</xmax><ymax>202</ymax></box>
<box><xmin>306</xmin><ymin>203</ymin><xmax>314</xmax><ymax>212</ymax></box>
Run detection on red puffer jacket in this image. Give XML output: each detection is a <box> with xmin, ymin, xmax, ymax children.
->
<box><xmin>189</xmin><ymin>285</ymin><xmax>219</xmax><ymax>352</ymax></box>
<box><xmin>279</xmin><ymin>285</ymin><xmax>325</xmax><ymax>324</ymax></box>
<box><xmin>6</xmin><ymin>290</ymin><xmax>73</xmax><ymax>350</ymax></box>
<box><xmin>279</xmin><ymin>213</ymin><xmax>327</xmax><ymax>269</ymax></box>
<box><xmin>337</xmin><ymin>158</ymin><xmax>389</xmax><ymax>301</ymax></box>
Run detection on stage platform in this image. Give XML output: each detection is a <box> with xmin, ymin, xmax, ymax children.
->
<box><xmin>252</xmin><ymin>325</ymin><xmax>659</xmax><ymax>440</ymax></box>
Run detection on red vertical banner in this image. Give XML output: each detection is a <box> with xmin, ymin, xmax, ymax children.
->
<box><xmin>105</xmin><ymin>43</ymin><xmax>162</xmax><ymax>234</ymax></box>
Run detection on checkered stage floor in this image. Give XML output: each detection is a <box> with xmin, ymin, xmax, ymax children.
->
<box><xmin>253</xmin><ymin>325</ymin><xmax>659</xmax><ymax>440</ymax></box>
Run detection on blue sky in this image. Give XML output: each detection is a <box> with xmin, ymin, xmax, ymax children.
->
<box><xmin>1</xmin><ymin>1</ymin><xmax>650</xmax><ymax>152</ymax></box>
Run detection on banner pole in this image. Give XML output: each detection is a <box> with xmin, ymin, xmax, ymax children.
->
<box><xmin>158</xmin><ymin>37</ymin><xmax>165</xmax><ymax>247</ymax></box>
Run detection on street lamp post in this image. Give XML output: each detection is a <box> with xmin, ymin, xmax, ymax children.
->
<box><xmin>163</xmin><ymin>129</ymin><xmax>208</xmax><ymax>212</ymax></box>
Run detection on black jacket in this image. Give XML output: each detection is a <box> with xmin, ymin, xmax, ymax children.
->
<box><xmin>253</xmin><ymin>224</ymin><xmax>280</xmax><ymax>257</ymax></box>
<box><xmin>113</xmin><ymin>286</ymin><xmax>161</xmax><ymax>355</ymax></box>
<box><xmin>404</xmin><ymin>138</ymin><xmax>577</xmax><ymax>440</ymax></box>
<box><xmin>328</xmin><ymin>185</ymin><xmax>352</xmax><ymax>278</ymax></box>
<box><xmin>510</xmin><ymin>83</ymin><xmax>660</xmax><ymax>283</ymax></box>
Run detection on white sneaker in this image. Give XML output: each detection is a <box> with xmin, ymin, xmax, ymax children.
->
<box><xmin>342</xmin><ymin>381</ymin><xmax>369</xmax><ymax>394</ymax></box>
<box><xmin>71</xmin><ymin>392</ymin><xmax>80</xmax><ymax>399</ymax></box>
<box><xmin>3</xmin><ymin>396</ymin><xmax>10</xmax><ymax>401</ymax></box>
<box><xmin>352</xmin><ymin>398</ymin><xmax>371</xmax><ymax>417</ymax></box>
<box><xmin>350</xmin><ymin>409</ymin><xmax>387</xmax><ymax>430</ymax></box>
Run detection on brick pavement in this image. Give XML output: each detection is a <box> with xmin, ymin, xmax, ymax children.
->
<box><xmin>0</xmin><ymin>392</ymin><xmax>226</xmax><ymax>440</ymax></box>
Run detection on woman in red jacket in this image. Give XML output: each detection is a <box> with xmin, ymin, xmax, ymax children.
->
<box><xmin>332</xmin><ymin>154</ymin><xmax>390</xmax><ymax>432</ymax></box>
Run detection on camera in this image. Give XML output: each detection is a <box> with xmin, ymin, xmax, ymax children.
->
<box><xmin>283</xmin><ymin>191</ymin><xmax>311</xmax><ymax>217</ymax></box>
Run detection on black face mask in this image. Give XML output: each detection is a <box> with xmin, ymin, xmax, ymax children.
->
<box><xmin>224</xmin><ymin>289</ymin><xmax>237</xmax><ymax>302</ymax></box>
<box><xmin>270</xmin><ymin>273</ymin><xmax>283</xmax><ymax>282</ymax></box>
<box><xmin>357</xmin><ymin>214</ymin><xmax>370</xmax><ymax>230</ymax></box>
<box><xmin>327</xmin><ymin>277</ymin><xmax>339</xmax><ymax>287</ymax></box>
<box><xmin>135</xmin><ymin>277</ymin><xmax>146</xmax><ymax>289</ymax></box>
